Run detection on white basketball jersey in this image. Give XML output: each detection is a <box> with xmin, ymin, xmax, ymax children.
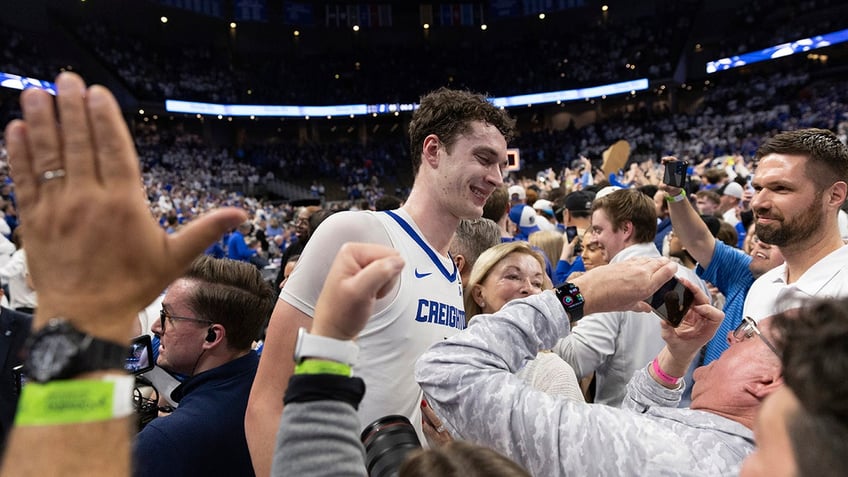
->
<box><xmin>355</xmin><ymin>210</ymin><xmax>465</xmax><ymax>441</ymax></box>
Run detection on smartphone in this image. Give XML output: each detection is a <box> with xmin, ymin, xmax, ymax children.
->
<box><xmin>565</xmin><ymin>226</ymin><xmax>583</xmax><ymax>254</ymax></box>
<box><xmin>663</xmin><ymin>161</ymin><xmax>689</xmax><ymax>188</ymax></box>
<box><xmin>643</xmin><ymin>277</ymin><xmax>695</xmax><ymax>327</ymax></box>
<box><xmin>126</xmin><ymin>335</ymin><xmax>155</xmax><ymax>375</ymax></box>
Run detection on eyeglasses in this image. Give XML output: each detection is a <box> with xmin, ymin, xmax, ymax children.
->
<box><xmin>159</xmin><ymin>308</ymin><xmax>213</xmax><ymax>330</ymax></box>
<box><xmin>733</xmin><ymin>316</ymin><xmax>781</xmax><ymax>358</ymax></box>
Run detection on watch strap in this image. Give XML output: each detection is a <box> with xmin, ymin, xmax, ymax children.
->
<box><xmin>293</xmin><ymin>327</ymin><xmax>359</xmax><ymax>366</ymax></box>
<box><xmin>77</xmin><ymin>334</ymin><xmax>131</xmax><ymax>377</ymax></box>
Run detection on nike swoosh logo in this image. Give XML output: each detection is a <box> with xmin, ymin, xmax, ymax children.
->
<box><xmin>414</xmin><ymin>269</ymin><xmax>432</xmax><ymax>278</ymax></box>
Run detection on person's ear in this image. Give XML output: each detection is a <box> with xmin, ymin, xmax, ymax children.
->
<box><xmin>203</xmin><ymin>324</ymin><xmax>224</xmax><ymax>348</ymax></box>
<box><xmin>621</xmin><ymin>221</ymin><xmax>634</xmax><ymax>240</ymax></box>
<box><xmin>453</xmin><ymin>254</ymin><xmax>466</xmax><ymax>275</ymax></box>
<box><xmin>422</xmin><ymin>134</ymin><xmax>441</xmax><ymax>169</ymax></box>
<box><xmin>826</xmin><ymin>181</ymin><xmax>847</xmax><ymax>210</ymax></box>
<box><xmin>471</xmin><ymin>285</ymin><xmax>485</xmax><ymax>308</ymax></box>
<box><xmin>744</xmin><ymin>374</ymin><xmax>784</xmax><ymax>400</ymax></box>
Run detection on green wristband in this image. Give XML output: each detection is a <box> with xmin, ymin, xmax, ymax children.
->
<box><xmin>294</xmin><ymin>359</ymin><xmax>352</xmax><ymax>377</ymax></box>
<box><xmin>15</xmin><ymin>376</ymin><xmax>134</xmax><ymax>426</ymax></box>
<box><xmin>665</xmin><ymin>190</ymin><xmax>686</xmax><ymax>203</ymax></box>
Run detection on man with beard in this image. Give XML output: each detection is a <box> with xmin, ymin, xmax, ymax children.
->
<box><xmin>743</xmin><ymin>128</ymin><xmax>848</xmax><ymax>322</ymax></box>
<box><xmin>661</xmin><ymin>156</ymin><xmax>785</xmax><ymax>364</ymax></box>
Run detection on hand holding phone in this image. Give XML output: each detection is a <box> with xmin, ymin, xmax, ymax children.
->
<box><xmin>643</xmin><ymin>277</ymin><xmax>695</xmax><ymax>327</ymax></box>
<box><xmin>663</xmin><ymin>160</ymin><xmax>689</xmax><ymax>189</ymax></box>
<box><xmin>565</xmin><ymin>226</ymin><xmax>583</xmax><ymax>255</ymax></box>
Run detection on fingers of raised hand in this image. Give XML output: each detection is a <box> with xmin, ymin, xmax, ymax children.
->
<box><xmin>19</xmin><ymin>88</ymin><xmax>61</xmax><ymax>187</ymax></box>
<box><xmin>55</xmin><ymin>73</ymin><xmax>96</xmax><ymax>187</ymax></box>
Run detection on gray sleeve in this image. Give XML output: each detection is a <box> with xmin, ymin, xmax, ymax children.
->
<box><xmin>414</xmin><ymin>291</ymin><xmax>750</xmax><ymax>476</ymax></box>
<box><xmin>550</xmin><ymin>311</ymin><xmax>620</xmax><ymax>379</ymax></box>
<box><xmin>272</xmin><ymin>401</ymin><xmax>367</xmax><ymax>477</ymax></box>
<box><xmin>621</xmin><ymin>367</ymin><xmax>684</xmax><ymax>412</ymax></box>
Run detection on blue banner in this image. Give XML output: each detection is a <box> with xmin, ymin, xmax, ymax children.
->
<box><xmin>490</xmin><ymin>0</ymin><xmax>522</xmax><ymax>18</ymax></box>
<box><xmin>283</xmin><ymin>2</ymin><xmax>314</xmax><ymax>25</ymax></box>
<box><xmin>233</xmin><ymin>0</ymin><xmax>267</xmax><ymax>21</ymax></box>
<box><xmin>158</xmin><ymin>0</ymin><xmax>223</xmax><ymax>17</ymax></box>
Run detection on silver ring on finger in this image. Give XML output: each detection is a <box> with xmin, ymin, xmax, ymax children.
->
<box><xmin>39</xmin><ymin>168</ymin><xmax>67</xmax><ymax>184</ymax></box>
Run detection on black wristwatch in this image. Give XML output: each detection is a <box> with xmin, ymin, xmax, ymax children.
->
<box><xmin>24</xmin><ymin>319</ymin><xmax>128</xmax><ymax>383</ymax></box>
<box><xmin>554</xmin><ymin>282</ymin><xmax>585</xmax><ymax>322</ymax></box>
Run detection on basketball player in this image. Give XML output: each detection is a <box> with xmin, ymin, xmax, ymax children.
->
<box><xmin>245</xmin><ymin>88</ymin><xmax>517</xmax><ymax>477</ymax></box>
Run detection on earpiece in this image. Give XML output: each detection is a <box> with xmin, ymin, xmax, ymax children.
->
<box><xmin>206</xmin><ymin>328</ymin><xmax>216</xmax><ymax>342</ymax></box>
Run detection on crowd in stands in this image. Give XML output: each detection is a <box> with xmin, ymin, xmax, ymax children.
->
<box><xmin>62</xmin><ymin>1</ymin><xmax>697</xmax><ymax>104</ymax></box>
<box><xmin>4</xmin><ymin>71</ymin><xmax>848</xmax><ymax>477</ymax></box>
<box><xmin>712</xmin><ymin>0</ymin><xmax>846</xmax><ymax>60</ymax></box>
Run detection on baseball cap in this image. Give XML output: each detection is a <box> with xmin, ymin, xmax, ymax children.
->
<box><xmin>564</xmin><ymin>191</ymin><xmax>596</xmax><ymax>212</ymax></box>
<box><xmin>532</xmin><ymin>199</ymin><xmax>554</xmax><ymax>215</ymax></box>
<box><xmin>722</xmin><ymin>182</ymin><xmax>744</xmax><ymax>199</ymax></box>
<box><xmin>508</xmin><ymin>204</ymin><xmax>541</xmax><ymax>237</ymax></box>
<box><xmin>508</xmin><ymin>185</ymin><xmax>526</xmax><ymax>202</ymax></box>
<box><xmin>595</xmin><ymin>186</ymin><xmax>622</xmax><ymax>200</ymax></box>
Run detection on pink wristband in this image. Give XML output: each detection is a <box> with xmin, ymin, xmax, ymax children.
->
<box><xmin>652</xmin><ymin>357</ymin><xmax>682</xmax><ymax>386</ymax></box>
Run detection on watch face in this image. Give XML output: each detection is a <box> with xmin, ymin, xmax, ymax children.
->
<box><xmin>28</xmin><ymin>334</ymin><xmax>80</xmax><ymax>382</ymax></box>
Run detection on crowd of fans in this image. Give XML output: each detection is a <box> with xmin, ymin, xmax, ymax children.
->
<box><xmin>5</xmin><ymin>73</ymin><xmax>848</xmax><ymax>477</ymax></box>
<box><xmin>60</xmin><ymin>1</ymin><xmax>699</xmax><ymax>104</ymax></box>
<box><xmin>1</xmin><ymin>1</ymin><xmax>848</xmax><ymax>475</ymax></box>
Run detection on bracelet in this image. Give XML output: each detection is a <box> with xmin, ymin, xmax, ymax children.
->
<box><xmin>15</xmin><ymin>375</ymin><xmax>134</xmax><ymax>426</ymax></box>
<box><xmin>651</xmin><ymin>357</ymin><xmax>682</xmax><ymax>386</ymax></box>
<box><xmin>665</xmin><ymin>190</ymin><xmax>686</xmax><ymax>203</ymax></box>
<box><xmin>294</xmin><ymin>359</ymin><xmax>352</xmax><ymax>377</ymax></box>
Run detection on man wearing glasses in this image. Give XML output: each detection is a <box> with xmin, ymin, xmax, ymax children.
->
<box><xmin>417</xmin><ymin>268</ymin><xmax>785</xmax><ymax>476</ymax></box>
<box><xmin>134</xmin><ymin>256</ymin><xmax>275</xmax><ymax>477</ymax></box>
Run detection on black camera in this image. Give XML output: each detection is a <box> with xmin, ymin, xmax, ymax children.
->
<box><xmin>361</xmin><ymin>415</ymin><xmax>422</xmax><ymax>477</ymax></box>
<box><xmin>127</xmin><ymin>335</ymin><xmax>158</xmax><ymax>431</ymax></box>
<box><xmin>662</xmin><ymin>161</ymin><xmax>689</xmax><ymax>188</ymax></box>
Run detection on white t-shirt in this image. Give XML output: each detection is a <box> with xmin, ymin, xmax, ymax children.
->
<box><xmin>553</xmin><ymin>242</ymin><xmax>710</xmax><ymax>407</ymax></box>
<box><xmin>744</xmin><ymin>244</ymin><xmax>848</xmax><ymax>322</ymax></box>
<box><xmin>0</xmin><ymin>248</ymin><xmax>36</xmax><ymax>310</ymax></box>
<box><xmin>722</xmin><ymin>208</ymin><xmax>739</xmax><ymax>227</ymax></box>
<box><xmin>280</xmin><ymin>209</ymin><xmax>464</xmax><ymax>441</ymax></box>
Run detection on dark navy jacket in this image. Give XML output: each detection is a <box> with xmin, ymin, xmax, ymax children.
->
<box><xmin>0</xmin><ymin>307</ymin><xmax>31</xmax><ymax>451</ymax></box>
<box><xmin>133</xmin><ymin>352</ymin><xmax>259</xmax><ymax>477</ymax></box>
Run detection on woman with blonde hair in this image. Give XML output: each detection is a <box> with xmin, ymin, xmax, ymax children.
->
<box><xmin>464</xmin><ymin>241</ymin><xmax>583</xmax><ymax>401</ymax></box>
<box><xmin>527</xmin><ymin>229</ymin><xmax>562</xmax><ymax>282</ymax></box>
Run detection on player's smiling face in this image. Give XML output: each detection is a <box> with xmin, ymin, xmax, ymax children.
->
<box><xmin>439</xmin><ymin>120</ymin><xmax>508</xmax><ymax>219</ymax></box>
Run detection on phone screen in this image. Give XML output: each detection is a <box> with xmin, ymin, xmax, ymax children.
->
<box><xmin>643</xmin><ymin>277</ymin><xmax>695</xmax><ymax>327</ymax></box>
<box><xmin>126</xmin><ymin>335</ymin><xmax>155</xmax><ymax>375</ymax></box>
